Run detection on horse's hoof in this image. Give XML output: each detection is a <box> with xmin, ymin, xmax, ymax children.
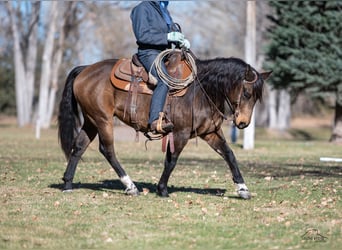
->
<box><xmin>236</xmin><ymin>183</ymin><xmax>251</xmax><ymax>199</ymax></box>
<box><xmin>62</xmin><ymin>189</ymin><xmax>73</xmax><ymax>193</ymax></box>
<box><xmin>160</xmin><ymin>193</ymin><xmax>169</xmax><ymax>198</ymax></box>
<box><xmin>157</xmin><ymin>192</ymin><xmax>169</xmax><ymax>198</ymax></box>
<box><xmin>157</xmin><ymin>188</ymin><xmax>169</xmax><ymax>197</ymax></box>
<box><xmin>125</xmin><ymin>187</ymin><xmax>140</xmax><ymax>196</ymax></box>
<box><xmin>238</xmin><ymin>189</ymin><xmax>251</xmax><ymax>199</ymax></box>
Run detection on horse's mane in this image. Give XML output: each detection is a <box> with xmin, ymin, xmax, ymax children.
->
<box><xmin>195</xmin><ymin>57</ymin><xmax>264</xmax><ymax>101</ymax></box>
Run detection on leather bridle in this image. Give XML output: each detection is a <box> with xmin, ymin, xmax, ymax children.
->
<box><xmin>224</xmin><ymin>70</ymin><xmax>258</xmax><ymax>117</ymax></box>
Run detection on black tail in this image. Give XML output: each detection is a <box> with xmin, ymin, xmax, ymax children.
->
<box><xmin>58</xmin><ymin>66</ymin><xmax>87</xmax><ymax>160</ymax></box>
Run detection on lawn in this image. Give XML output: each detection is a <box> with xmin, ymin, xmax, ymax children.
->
<box><xmin>0</xmin><ymin>120</ymin><xmax>341</xmax><ymax>249</ymax></box>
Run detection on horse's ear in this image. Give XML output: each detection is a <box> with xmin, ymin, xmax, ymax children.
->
<box><xmin>245</xmin><ymin>64</ymin><xmax>257</xmax><ymax>83</ymax></box>
<box><xmin>260</xmin><ymin>71</ymin><xmax>272</xmax><ymax>81</ymax></box>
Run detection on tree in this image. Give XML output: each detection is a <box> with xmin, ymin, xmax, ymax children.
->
<box><xmin>0</xmin><ymin>47</ymin><xmax>15</xmax><ymax>115</ymax></box>
<box><xmin>268</xmin><ymin>89</ymin><xmax>291</xmax><ymax>130</ymax></box>
<box><xmin>36</xmin><ymin>2</ymin><xmax>79</xmax><ymax>137</ymax></box>
<box><xmin>6</xmin><ymin>2</ymin><xmax>40</xmax><ymax>126</ymax></box>
<box><xmin>243</xmin><ymin>0</ymin><xmax>256</xmax><ymax>150</ymax></box>
<box><xmin>5</xmin><ymin>1</ymin><xmax>81</xmax><ymax>131</ymax></box>
<box><xmin>264</xmin><ymin>1</ymin><xmax>342</xmax><ymax>142</ymax></box>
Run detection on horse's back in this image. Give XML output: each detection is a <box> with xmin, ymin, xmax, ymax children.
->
<box><xmin>73</xmin><ymin>59</ymin><xmax>119</xmax><ymax>118</ymax></box>
<box><xmin>75</xmin><ymin>59</ymin><xmax>118</xmax><ymax>85</ymax></box>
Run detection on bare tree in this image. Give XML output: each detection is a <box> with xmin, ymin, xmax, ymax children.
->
<box><xmin>6</xmin><ymin>2</ymin><xmax>40</xmax><ymax>127</ymax></box>
<box><xmin>36</xmin><ymin>1</ymin><xmax>59</xmax><ymax>136</ymax></box>
<box><xmin>243</xmin><ymin>0</ymin><xmax>256</xmax><ymax>150</ymax></box>
<box><xmin>36</xmin><ymin>2</ymin><xmax>79</xmax><ymax>137</ymax></box>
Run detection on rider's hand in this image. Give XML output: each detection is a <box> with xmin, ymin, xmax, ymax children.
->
<box><xmin>180</xmin><ymin>39</ymin><xmax>191</xmax><ymax>50</ymax></box>
<box><xmin>167</xmin><ymin>32</ymin><xmax>184</xmax><ymax>43</ymax></box>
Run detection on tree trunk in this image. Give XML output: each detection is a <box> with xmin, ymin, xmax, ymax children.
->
<box><xmin>277</xmin><ymin>89</ymin><xmax>291</xmax><ymax>130</ymax></box>
<box><xmin>36</xmin><ymin>2</ymin><xmax>78</xmax><ymax>136</ymax></box>
<box><xmin>268</xmin><ymin>87</ymin><xmax>278</xmax><ymax>129</ymax></box>
<box><xmin>25</xmin><ymin>3</ymin><xmax>40</xmax><ymax>124</ymax></box>
<box><xmin>9</xmin><ymin>8</ymin><xmax>26</xmax><ymax>126</ymax></box>
<box><xmin>6</xmin><ymin>2</ymin><xmax>40</xmax><ymax>127</ymax></box>
<box><xmin>330</xmin><ymin>84</ymin><xmax>342</xmax><ymax>143</ymax></box>
<box><xmin>243</xmin><ymin>0</ymin><xmax>256</xmax><ymax>150</ymax></box>
<box><xmin>45</xmin><ymin>2</ymin><xmax>77</xmax><ymax>128</ymax></box>
<box><xmin>36</xmin><ymin>2</ymin><xmax>59</xmax><ymax>137</ymax></box>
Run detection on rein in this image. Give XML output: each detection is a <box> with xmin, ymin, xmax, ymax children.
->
<box><xmin>195</xmin><ymin>73</ymin><xmax>245</xmax><ymax>121</ymax></box>
<box><xmin>195</xmin><ymin>76</ymin><xmax>228</xmax><ymax>120</ymax></box>
<box><xmin>196</xmin><ymin>75</ymin><xmax>256</xmax><ymax>122</ymax></box>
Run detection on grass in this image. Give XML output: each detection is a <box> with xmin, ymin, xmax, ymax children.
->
<box><xmin>0</xmin><ymin>121</ymin><xmax>341</xmax><ymax>249</ymax></box>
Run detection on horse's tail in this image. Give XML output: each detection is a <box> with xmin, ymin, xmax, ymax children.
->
<box><xmin>58</xmin><ymin>65</ymin><xmax>86</xmax><ymax>160</ymax></box>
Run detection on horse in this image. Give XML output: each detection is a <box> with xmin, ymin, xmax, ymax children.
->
<box><xmin>58</xmin><ymin>55</ymin><xmax>271</xmax><ymax>199</ymax></box>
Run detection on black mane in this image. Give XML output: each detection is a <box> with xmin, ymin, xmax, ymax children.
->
<box><xmin>195</xmin><ymin>57</ymin><xmax>264</xmax><ymax>101</ymax></box>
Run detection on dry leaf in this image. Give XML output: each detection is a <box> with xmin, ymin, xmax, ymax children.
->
<box><xmin>105</xmin><ymin>237</ymin><xmax>113</xmax><ymax>243</ymax></box>
<box><xmin>142</xmin><ymin>188</ymin><xmax>149</xmax><ymax>195</ymax></box>
<box><xmin>201</xmin><ymin>207</ymin><xmax>208</xmax><ymax>214</ymax></box>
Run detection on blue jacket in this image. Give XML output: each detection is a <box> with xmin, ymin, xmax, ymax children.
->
<box><xmin>131</xmin><ymin>1</ymin><xmax>174</xmax><ymax>50</ymax></box>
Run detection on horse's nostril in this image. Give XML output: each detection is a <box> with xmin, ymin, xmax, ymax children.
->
<box><xmin>237</xmin><ymin>122</ymin><xmax>247</xmax><ymax>129</ymax></box>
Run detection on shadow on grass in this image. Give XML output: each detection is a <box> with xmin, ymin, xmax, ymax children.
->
<box><xmin>49</xmin><ymin>180</ymin><xmax>227</xmax><ymax>197</ymax></box>
<box><xmin>289</xmin><ymin>129</ymin><xmax>313</xmax><ymax>141</ymax></box>
<box><xmin>245</xmin><ymin>162</ymin><xmax>342</xmax><ymax>179</ymax></box>
<box><xmin>49</xmin><ymin>157</ymin><xmax>340</xmax><ymax>197</ymax></box>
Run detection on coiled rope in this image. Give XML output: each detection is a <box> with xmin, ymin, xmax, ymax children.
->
<box><xmin>152</xmin><ymin>49</ymin><xmax>197</xmax><ymax>90</ymax></box>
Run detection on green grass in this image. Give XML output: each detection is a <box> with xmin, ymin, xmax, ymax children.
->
<box><xmin>0</xmin><ymin>123</ymin><xmax>341</xmax><ymax>249</ymax></box>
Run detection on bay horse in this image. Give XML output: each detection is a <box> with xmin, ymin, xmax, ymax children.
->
<box><xmin>58</xmin><ymin>55</ymin><xmax>271</xmax><ymax>199</ymax></box>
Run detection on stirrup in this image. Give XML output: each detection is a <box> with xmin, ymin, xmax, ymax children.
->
<box><xmin>150</xmin><ymin>112</ymin><xmax>174</xmax><ymax>134</ymax></box>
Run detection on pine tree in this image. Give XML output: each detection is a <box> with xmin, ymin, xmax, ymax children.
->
<box><xmin>264</xmin><ymin>1</ymin><xmax>342</xmax><ymax>142</ymax></box>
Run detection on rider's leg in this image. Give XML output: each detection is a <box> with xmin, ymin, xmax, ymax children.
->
<box><xmin>137</xmin><ymin>49</ymin><xmax>173</xmax><ymax>133</ymax></box>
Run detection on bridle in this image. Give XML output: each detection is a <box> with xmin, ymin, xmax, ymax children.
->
<box><xmin>197</xmin><ymin>69</ymin><xmax>258</xmax><ymax>121</ymax></box>
<box><xmin>224</xmin><ymin>70</ymin><xmax>258</xmax><ymax>117</ymax></box>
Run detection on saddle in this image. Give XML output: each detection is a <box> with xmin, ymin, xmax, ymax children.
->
<box><xmin>110</xmin><ymin>51</ymin><xmax>192</xmax><ymax>129</ymax></box>
<box><xmin>110</xmin><ymin>52</ymin><xmax>192</xmax><ymax>96</ymax></box>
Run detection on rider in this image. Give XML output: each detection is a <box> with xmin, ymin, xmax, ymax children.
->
<box><xmin>130</xmin><ymin>1</ymin><xmax>190</xmax><ymax>134</ymax></box>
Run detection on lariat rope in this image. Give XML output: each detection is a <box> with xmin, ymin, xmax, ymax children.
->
<box><xmin>152</xmin><ymin>49</ymin><xmax>197</xmax><ymax>90</ymax></box>
<box><xmin>152</xmin><ymin>48</ymin><xmax>230</xmax><ymax>120</ymax></box>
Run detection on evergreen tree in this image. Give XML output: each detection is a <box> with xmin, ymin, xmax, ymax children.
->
<box><xmin>0</xmin><ymin>47</ymin><xmax>15</xmax><ymax>115</ymax></box>
<box><xmin>264</xmin><ymin>1</ymin><xmax>342</xmax><ymax>142</ymax></box>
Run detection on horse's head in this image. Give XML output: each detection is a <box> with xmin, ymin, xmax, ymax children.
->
<box><xmin>228</xmin><ymin>65</ymin><xmax>272</xmax><ymax>129</ymax></box>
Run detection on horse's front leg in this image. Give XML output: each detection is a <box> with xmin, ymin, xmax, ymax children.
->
<box><xmin>201</xmin><ymin>130</ymin><xmax>251</xmax><ymax>199</ymax></box>
<box><xmin>157</xmin><ymin>135</ymin><xmax>188</xmax><ymax>197</ymax></box>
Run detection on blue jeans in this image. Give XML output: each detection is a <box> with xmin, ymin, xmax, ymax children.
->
<box><xmin>137</xmin><ymin>49</ymin><xmax>170</xmax><ymax>124</ymax></box>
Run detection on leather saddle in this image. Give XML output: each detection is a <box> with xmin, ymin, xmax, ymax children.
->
<box><xmin>110</xmin><ymin>52</ymin><xmax>192</xmax><ymax>97</ymax></box>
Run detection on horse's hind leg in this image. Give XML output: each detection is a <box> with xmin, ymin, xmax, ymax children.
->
<box><xmin>63</xmin><ymin>122</ymin><xmax>97</xmax><ymax>191</ymax></box>
<box><xmin>97</xmin><ymin>122</ymin><xmax>139</xmax><ymax>196</ymax></box>
<box><xmin>201</xmin><ymin>130</ymin><xmax>251</xmax><ymax>199</ymax></box>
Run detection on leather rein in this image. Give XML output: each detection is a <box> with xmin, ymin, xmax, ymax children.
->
<box><xmin>195</xmin><ymin>66</ymin><xmax>258</xmax><ymax>122</ymax></box>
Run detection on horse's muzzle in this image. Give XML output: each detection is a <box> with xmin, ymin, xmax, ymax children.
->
<box><xmin>236</xmin><ymin>122</ymin><xmax>248</xmax><ymax>129</ymax></box>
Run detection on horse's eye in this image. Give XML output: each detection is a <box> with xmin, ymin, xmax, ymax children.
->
<box><xmin>243</xmin><ymin>89</ymin><xmax>252</xmax><ymax>99</ymax></box>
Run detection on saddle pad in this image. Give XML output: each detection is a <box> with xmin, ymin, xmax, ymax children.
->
<box><xmin>114</xmin><ymin>58</ymin><xmax>149</xmax><ymax>83</ymax></box>
<box><xmin>110</xmin><ymin>58</ymin><xmax>192</xmax><ymax>97</ymax></box>
<box><xmin>111</xmin><ymin>58</ymin><xmax>154</xmax><ymax>95</ymax></box>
